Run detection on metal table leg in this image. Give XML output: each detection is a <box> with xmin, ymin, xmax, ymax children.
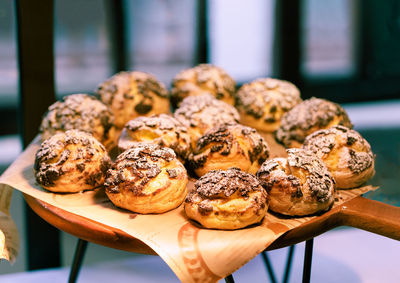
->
<box><xmin>302</xmin><ymin>238</ymin><xmax>314</xmax><ymax>283</ymax></box>
<box><xmin>283</xmin><ymin>245</ymin><xmax>295</xmax><ymax>283</ymax></box>
<box><xmin>225</xmin><ymin>274</ymin><xmax>235</xmax><ymax>283</ymax></box>
<box><xmin>262</xmin><ymin>251</ymin><xmax>278</xmax><ymax>283</ymax></box>
<box><xmin>68</xmin><ymin>239</ymin><xmax>88</xmax><ymax>283</ymax></box>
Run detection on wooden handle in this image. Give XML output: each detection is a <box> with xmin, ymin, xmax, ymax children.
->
<box><xmin>339</xmin><ymin>196</ymin><xmax>400</xmax><ymax>241</ymax></box>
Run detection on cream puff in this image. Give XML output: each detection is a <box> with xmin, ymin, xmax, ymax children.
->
<box><xmin>189</xmin><ymin>123</ymin><xmax>270</xmax><ymax>176</ymax></box>
<box><xmin>275</xmin><ymin>97</ymin><xmax>353</xmax><ymax>148</ymax></box>
<box><xmin>302</xmin><ymin>125</ymin><xmax>375</xmax><ymax>189</ymax></box>
<box><xmin>118</xmin><ymin>114</ymin><xmax>191</xmax><ymax>162</ymax></box>
<box><xmin>256</xmin><ymin>148</ymin><xmax>335</xmax><ymax>216</ymax></box>
<box><xmin>235</xmin><ymin>78</ymin><xmax>302</xmax><ymax>132</ymax></box>
<box><xmin>173</xmin><ymin>94</ymin><xmax>240</xmax><ymax>147</ymax></box>
<box><xmin>105</xmin><ymin>143</ymin><xmax>188</xmax><ymax>214</ymax></box>
<box><xmin>171</xmin><ymin>64</ymin><xmax>236</xmax><ymax>107</ymax></box>
<box><xmin>34</xmin><ymin>130</ymin><xmax>111</xmax><ymax>193</ymax></box>
<box><xmin>39</xmin><ymin>93</ymin><xmax>117</xmax><ymax>151</ymax></box>
<box><xmin>96</xmin><ymin>71</ymin><xmax>170</xmax><ymax>129</ymax></box>
<box><xmin>184</xmin><ymin>168</ymin><xmax>268</xmax><ymax>230</ymax></box>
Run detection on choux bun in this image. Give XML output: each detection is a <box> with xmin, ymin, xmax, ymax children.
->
<box><xmin>189</xmin><ymin>123</ymin><xmax>269</xmax><ymax>176</ymax></box>
<box><xmin>39</xmin><ymin>93</ymin><xmax>116</xmax><ymax>151</ymax></box>
<box><xmin>235</xmin><ymin>78</ymin><xmax>301</xmax><ymax>132</ymax></box>
<box><xmin>96</xmin><ymin>71</ymin><xmax>170</xmax><ymax>129</ymax></box>
<box><xmin>118</xmin><ymin>114</ymin><xmax>191</xmax><ymax>162</ymax></box>
<box><xmin>302</xmin><ymin>125</ymin><xmax>375</xmax><ymax>189</ymax></box>
<box><xmin>275</xmin><ymin>97</ymin><xmax>352</xmax><ymax>148</ymax></box>
<box><xmin>185</xmin><ymin>168</ymin><xmax>268</xmax><ymax>230</ymax></box>
<box><xmin>105</xmin><ymin>143</ymin><xmax>188</xmax><ymax>214</ymax></box>
<box><xmin>34</xmin><ymin>130</ymin><xmax>111</xmax><ymax>193</ymax></box>
<box><xmin>257</xmin><ymin>148</ymin><xmax>335</xmax><ymax>216</ymax></box>
<box><xmin>171</xmin><ymin>64</ymin><xmax>236</xmax><ymax>107</ymax></box>
<box><xmin>174</xmin><ymin>94</ymin><xmax>240</xmax><ymax>147</ymax></box>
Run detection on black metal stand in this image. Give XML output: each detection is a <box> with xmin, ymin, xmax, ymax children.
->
<box><xmin>262</xmin><ymin>251</ymin><xmax>278</xmax><ymax>283</ymax></box>
<box><xmin>283</xmin><ymin>245</ymin><xmax>295</xmax><ymax>283</ymax></box>
<box><xmin>225</xmin><ymin>274</ymin><xmax>235</xmax><ymax>283</ymax></box>
<box><xmin>262</xmin><ymin>245</ymin><xmax>296</xmax><ymax>283</ymax></box>
<box><xmin>302</xmin><ymin>239</ymin><xmax>314</xmax><ymax>283</ymax></box>
<box><xmin>68</xmin><ymin>239</ymin><xmax>89</xmax><ymax>283</ymax></box>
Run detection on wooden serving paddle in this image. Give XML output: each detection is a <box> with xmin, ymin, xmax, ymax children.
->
<box><xmin>24</xmin><ymin>192</ymin><xmax>400</xmax><ymax>254</ymax></box>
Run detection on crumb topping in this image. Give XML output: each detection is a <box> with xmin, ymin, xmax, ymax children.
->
<box><xmin>34</xmin><ymin>130</ymin><xmax>111</xmax><ymax>187</ymax></box>
<box><xmin>257</xmin><ymin>149</ymin><xmax>335</xmax><ymax>203</ymax></box>
<box><xmin>120</xmin><ymin>114</ymin><xmax>191</xmax><ymax>159</ymax></box>
<box><xmin>190</xmin><ymin>123</ymin><xmax>269</xmax><ymax>168</ymax></box>
<box><xmin>187</xmin><ymin>168</ymin><xmax>264</xmax><ymax>200</ymax></box>
<box><xmin>348</xmin><ymin>149</ymin><xmax>374</xmax><ymax>174</ymax></box>
<box><xmin>303</xmin><ymin>125</ymin><xmax>374</xmax><ymax>174</ymax></box>
<box><xmin>166</xmin><ymin>168</ymin><xmax>178</xmax><ymax>178</ymax></box>
<box><xmin>96</xmin><ymin>71</ymin><xmax>168</xmax><ymax>117</ymax></box>
<box><xmin>235</xmin><ymin>78</ymin><xmax>301</xmax><ymax>120</ymax></box>
<box><xmin>171</xmin><ymin>64</ymin><xmax>236</xmax><ymax>105</ymax></box>
<box><xmin>97</xmin><ymin>71</ymin><xmax>168</xmax><ymax>100</ymax></box>
<box><xmin>275</xmin><ymin>97</ymin><xmax>352</xmax><ymax>146</ymax></box>
<box><xmin>105</xmin><ymin>143</ymin><xmax>177</xmax><ymax>194</ymax></box>
<box><xmin>39</xmin><ymin>94</ymin><xmax>114</xmax><ymax>142</ymax></box>
<box><xmin>126</xmin><ymin>114</ymin><xmax>187</xmax><ymax>133</ymax></box>
<box><xmin>174</xmin><ymin>94</ymin><xmax>239</xmax><ymax>128</ymax></box>
<box><xmin>287</xmin><ymin>148</ymin><xmax>334</xmax><ymax>202</ymax></box>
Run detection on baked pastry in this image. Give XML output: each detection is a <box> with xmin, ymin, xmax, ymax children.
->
<box><xmin>189</xmin><ymin>123</ymin><xmax>270</xmax><ymax>177</ymax></box>
<box><xmin>256</xmin><ymin>148</ymin><xmax>335</xmax><ymax>216</ymax></box>
<box><xmin>105</xmin><ymin>143</ymin><xmax>188</xmax><ymax>214</ymax></box>
<box><xmin>118</xmin><ymin>114</ymin><xmax>191</xmax><ymax>162</ymax></box>
<box><xmin>39</xmin><ymin>93</ymin><xmax>117</xmax><ymax>151</ymax></box>
<box><xmin>275</xmin><ymin>97</ymin><xmax>353</xmax><ymax>148</ymax></box>
<box><xmin>34</xmin><ymin>130</ymin><xmax>112</xmax><ymax>193</ymax></box>
<box><xmin>96</xmin><ymin>71</ymin><xmax>170</xmax><ymax>129</ymax></box>
<box><xmin>171</xmin><ymin>64</ymin><xmax>236</xmax><ymax>107</ymax></box>
<box><xmin>184</xmin><ymin>168</ymin><xmax>268</xmax><ymax>230</ymax></box>
<box><xmin>302</xmin><ymin>125</ymin><xmax>375</xmax><ymax>189</ymax></box>
<box><xmin>235</xmin><ymin>78</ymin><xmax>302</xmax><ymax>132</ymax></box>
<box><xmin>174</xmin><ymin>94</ymin><xmax>240</xmax><ymax>147</ymax></box>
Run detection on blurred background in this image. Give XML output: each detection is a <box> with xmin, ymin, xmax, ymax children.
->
<box><xmin>0</xmin><ymin>0</ymin><xmax>400</xmax><ymax>282</ymax></box>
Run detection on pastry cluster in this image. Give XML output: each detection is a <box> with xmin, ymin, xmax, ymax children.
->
<box><xmin>34</xmin><ymin>64</ymin><xmax>376</xmax><ymax>230</ymax></box>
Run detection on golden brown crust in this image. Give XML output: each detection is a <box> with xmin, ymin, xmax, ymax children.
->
<box><xmin>256</xmin><ymin>148</ymin><xmax>335</xmax><ymax>216</ymax></box>
<box><xmin>118</xmin><ymin>114</ymin><xmax>191</xmax><ymax>162</ymax></box>
<box><xmin>39</xmin><ymin>94</ymin><xmax>116</xmax><ymax>150</ymax></box>
<box><xmin>189</xmin><ymin>123</ymin><xmax>270</xmax><ymax>176</ymax></box>
<box><xmin>302</xmin><ymin>125</ymin><xmax>375</xmax><ymax>189</ymax></box>
<box><xmin>235</xmin><ymin>78</ymin><xmax>302</xmax><ymax>132</ymax></box>
<box><xmin>275</xmin><ymin>97</ymin><xmax>353</xmax><ymax>148</ymax></box>
<box><xmin>34</xmin><ymin>130</ymin><xmax>112</xmax><ymax>193</ymax></box>
<box><xmin>96</xmin><ymin>71</ymin><xmax>170</xmax><ymax>129</ymax></box>
<box><xmin>171</xmin><ymin>64</ymin><xmax>236</xmax><ymax>107</ymax></box>
<box><xmin>105</xmin><ymin>143</ymin><xmax>188</xmax><ymax>214</ymax></box>
<box><xmin>173</xmin><ymin>94</ymin><xmax>240</xmax><ymax>147</ymax></box>
<box><xmin>184</xmin><ymin>168</ymin><xmax>268</xmax><ymax>230</ymax></box>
